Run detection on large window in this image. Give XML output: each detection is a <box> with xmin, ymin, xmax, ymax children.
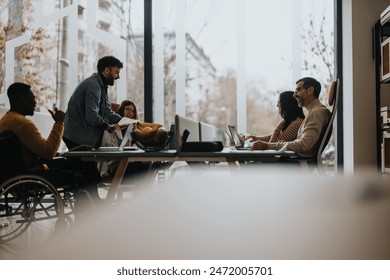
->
<box><xmin>152</xmin><ymin>0</ymin><xmax>335</xmax><ymax>169</ymax></box>
<box><xmin>0</xmin><ymin>0</ymin><xmax>335</xmax><ymax>169</ymax></box>
<box><xmin>153</xmin><ymin>0</ymin><xmax>334</xmax><ymax>132</ymax></box>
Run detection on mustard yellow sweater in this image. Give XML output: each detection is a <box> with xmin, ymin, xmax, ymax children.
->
<box><xmin>0</xmin><ymin>111</ymin><xmax>64</xmax><ymax>169</ymax></box>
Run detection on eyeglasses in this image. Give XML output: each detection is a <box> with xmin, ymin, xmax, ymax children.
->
<box><xmin>125</xmin><ymin>108</ymin><xmax>135</xmax><ymax>113</ymax></box>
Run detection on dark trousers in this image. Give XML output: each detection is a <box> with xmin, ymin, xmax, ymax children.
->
<box><xmin>40</xmin><ymin>154</ymin><xmax>102</xmax><ymax>200</ymax></box>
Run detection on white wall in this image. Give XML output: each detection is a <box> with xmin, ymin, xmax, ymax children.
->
<box><xmin>342</xmin><ymin>0</ymin><xmax>390</xmax><ymax>173</ymax></box>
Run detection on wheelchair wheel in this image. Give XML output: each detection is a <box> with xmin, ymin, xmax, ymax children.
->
<box><xmin>0</xmin><ymin>175</ymin><xmax>65</xmax><ymax>253</ymax></box>
<box><xmin>56</xmin><ymin>189</ymin><xmax>76</xmax><ymax>231</ymax></box>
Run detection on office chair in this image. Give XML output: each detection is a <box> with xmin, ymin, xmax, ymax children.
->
<box><xmin>286</xmin><ymin>79</ymin><xmax>340</xmax><ymax>175</ymax></box>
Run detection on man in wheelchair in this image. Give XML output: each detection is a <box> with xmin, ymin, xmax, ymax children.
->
<box><xmin>0</xmin><ymin>82</ymin><xmax>102</xmax><ymax>203</ymax></box>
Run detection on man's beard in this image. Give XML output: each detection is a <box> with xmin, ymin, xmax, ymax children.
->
<box><xmin>296</xmin><ymin>98</ymin><xmax>303</xmax><ymax>108</ymax></box>
<box><xmin>107</xmin><ymin>77</ymin><xmax>115</xmax><ymax>86</ymax></box>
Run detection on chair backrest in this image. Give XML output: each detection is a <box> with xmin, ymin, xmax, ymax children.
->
<box><xmin>316</xmin><ymin>79</ymin><xmax>340</xmax><ymax>172</ymax></box>
<box><xmin>111</xmin><ymin>103</ymin><xmax>120</xmax><ymax>113</ymax></box>
<box><xmin>168</xmin><ymin>124</ymin><xmax>176</xmax><ymax>150</ymax></box>
<box><xmin>0</xmin><ymin>131</ymin><xmax>26</xmax><ymax>181</ymax></box>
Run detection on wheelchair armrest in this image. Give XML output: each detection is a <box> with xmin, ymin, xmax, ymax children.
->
<box><xmin>53</xmin><ymin>156</ymin><xmax>67</xmax><ymax>161</ymax></box>
<box><xmin>36</xmin><ymin>156</ymin><xmax>68</xmax><ymax>169</ymax></box>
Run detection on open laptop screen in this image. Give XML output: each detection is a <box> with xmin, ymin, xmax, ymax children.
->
<box><xmin>118</xmin><ymin>125</ymin><xmax>133</xmax><ymax>151</ymax></box>
<box><xmin>228</xmin><ymin>125</ymin><xmax>245</xmax><ymax>148</ymax></box>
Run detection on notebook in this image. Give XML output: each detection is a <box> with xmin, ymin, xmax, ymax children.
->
<box><xmin>226</xmin><ymin>125</ymin><xmax>251</xmax><ymax>150</ymax></box>
<box><xmin>96</xmin><ymin>125</ymin><xmax>137</xmax><ymax>151</ymax></box>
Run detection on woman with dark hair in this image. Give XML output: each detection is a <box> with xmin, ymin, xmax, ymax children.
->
<box><xmin>117</xmin><ymin>99</ymin><xmax>138</xmax><ymax>120</ymax></box>
<box><xmin>247</xmin><ymin>91</ymin><xmax>305</xmax><ymax>150</ymax></box>
<box><xmin>99</xmin><ymin>99</ymin><xmax>152</xmax><ymax>180</ymax></box>
<box><xmin>99</xmin><ymin>99</ymin><xmax>139</xmax><ymax>177</ymax></box>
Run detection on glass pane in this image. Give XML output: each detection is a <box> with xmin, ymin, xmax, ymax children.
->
<box><xmin>0</xmin><ymin>0</ymin><xmax>144</xmax><ymax>116</ymax></box>
<box><xmin>158</xmin><ymin>0</ymin><xmax>238</xmax><ymax>129</ymax></box>
<box><xmin>156</xmin><ymin>0</ymin><xmax>335</xmax><ymax>170</ymax></box>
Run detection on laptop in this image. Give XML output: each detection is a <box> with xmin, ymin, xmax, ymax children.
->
<box><xmin>226</xmin><ymin>125</ymin><xmax>251</xmax><ymax>150</ymax></box>
<box><xmin>199</xmin><ymin>121</ymin><xmax>216</xmax><ymax>141</ymax></box>
<box><xmin>96</xmin><ymin>125</ymin><xmax>137</xmax><ymax>151</ymax></box>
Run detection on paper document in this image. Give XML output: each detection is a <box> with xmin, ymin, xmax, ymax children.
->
<box><xmin>118</xmin><ymin>117</ymin><xmax>139</xmax><ymax>127</ymax></box>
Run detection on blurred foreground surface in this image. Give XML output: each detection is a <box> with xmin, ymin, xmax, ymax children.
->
<box><xmin>2</xmin><ymin>166</ymin><xmax>390</xmax><ymax>260</ymax></box>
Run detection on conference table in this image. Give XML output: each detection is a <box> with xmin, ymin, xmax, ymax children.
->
<box><xmin>64</xmin><ymin>148</ymin><xmax>296</xmax><ymax>203</ymax></box>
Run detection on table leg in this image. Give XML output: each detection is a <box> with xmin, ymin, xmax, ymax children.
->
<box><xmin>105</xmin><ymin>157</ymin><xmax>128</xmax><ymax>202</ymax></box>
<box><xmin>226</xmin><ymin>157</ymin><xmax>238</xmax><ymax>168</ymax></box>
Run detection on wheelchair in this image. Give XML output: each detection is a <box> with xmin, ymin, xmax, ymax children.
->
<box><xmin>0</xmin><ymin>131</ymin><xmax>76</xmax><ymax>254</ymax></box>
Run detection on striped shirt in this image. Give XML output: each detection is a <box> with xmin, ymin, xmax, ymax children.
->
<box><xmin>258</xmin><ymin>117</ymin><xmax>304</xmax><ymax>143</ymax></box>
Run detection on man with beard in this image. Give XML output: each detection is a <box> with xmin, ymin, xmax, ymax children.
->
<box><xmin>63</xmin><ymin>56</ymin><xmax>123</xmax><ymax>149</ymax></box>
<box><xmin>0</xmin><ymin>82</ymin><xmax>66</xmax><ymax>169</ymax></box>
<box><xmin>0</xmin><ymin>82</ymin><xmax>102</xmax><ymax>202</ymax></box>
<box><xmin>251</xmin><ymin>77</ymin><xmax>330</xmax><ymax>158</ymax></box>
